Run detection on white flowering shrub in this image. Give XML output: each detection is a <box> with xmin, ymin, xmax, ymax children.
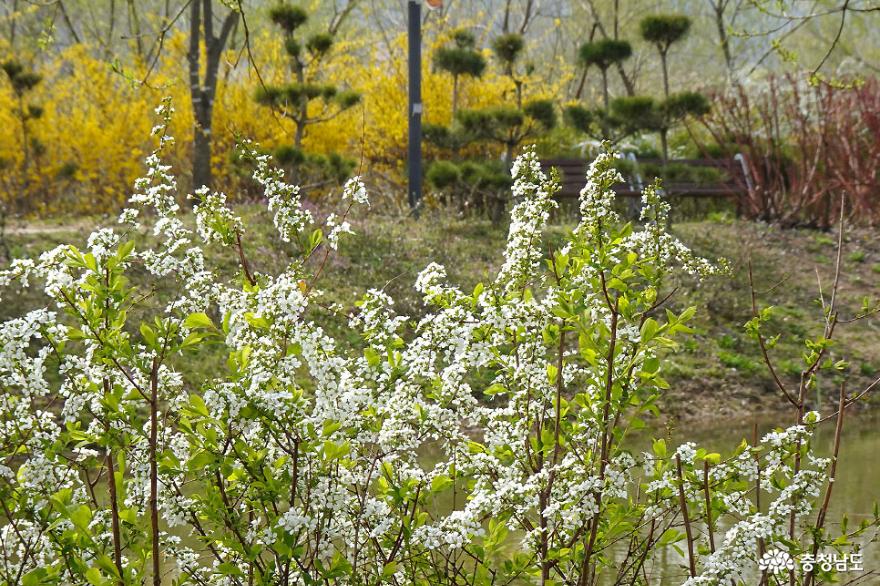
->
<box><xmin>0</xmin><ymin>102</ymin><xmax>875</xmax><ymax>585</ymax></box>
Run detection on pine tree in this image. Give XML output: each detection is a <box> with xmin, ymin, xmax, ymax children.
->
<box><xmin>492</xmin><ymin>33</ymin><xmax>526</xmax><ymax>107</ymax></box>
<box><xmin>640</xmin><ymin>15</ymin><xmax>691</xmax><ymax>99</ymax></box>
<box><xmin>255</xmin><ymin>3</ymin><xmax>360</xmax><ymax>186</ymax></box>
<box><xmin>578</xmin><ymin>39</ymin><xmax>632</xmax><ymax>109</ymax></box>
<box><xmin>639</xmin><ymin>15</ymin><xmax>700</xmax><ymax>161</ymax></box>
<box><xmin>433</xmin><ymin>29</ymin><xmax>487</xmax><ymax>117</ymax></box>
<box><xmin>426</xmin><ymin>32</ymin><xmax>555</xmax><ymax>218</ymax></box>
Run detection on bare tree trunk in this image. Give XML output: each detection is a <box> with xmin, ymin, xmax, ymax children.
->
<box><xmin>711</xmin><ymin>1</ymin><xmax>735</xmax><ymax>79</ymax></box>
<box><xmin>192</xmin><ymin>126</ymin><xmax>212</xmax><ymax>191</ymax></box>
<box><xmin>294</xmin><ymin>117</ymin><xmax>305</xmax><ymax>150</ymax></box>
<box><xmin>505</xmin><ymin>140</ymin><xmax>515</xmax><ymax>164</ymax></box>
<box><xmin>57</xmin><ymin>1</ymin><xmax>82</xmax><ymax>44</ymax></box>
<box><xmin>601</xmin><ymin>68</ymin><xmax>609</xmax><ymax>109</ymax></box>
<box><xmin>106</xmin><ymin>0</ymin><xmax>116</xmax><ymax>58</ymax></box>
<box><xmin>660</xmin><ymin>128</ymin><xmax>669</xmax><ymax>163</ymax></box>
<box><xmin>188</xmin><ymin>0</ymin><xmax>207</xmax><ymax>190</ymax></box>
<box><xmin>660</xmin><ymin>51</ymin><xmax>670</xmax><ymax>98</ymax></box>
<box><xmin>615</xmin><ymin>60</ymin><xmax>635</xmax><ymax>96</ymax></box>
<box><xmin>613</xmin><ymin>0</ymin><xmax>619</xmax><ymax>39</ymax></box>
<box><xmin>14</xmin><ymin>92</ymin><xmax>31</xmax><ymax>211</ymax></box>
<box><xmin>8</xmin><ymin>0</ymin><xmax>18</xmax><ymax>49</ymax></box>
<box><xmin>127</xmin><ymin>0</ymin><xmax>144</xmax><ymax>58</ymax></box>
<box><xmin>585</xmin><ymin>0</ymin><xmax>636</xmax><ymax>96</ymax></box>
<box><xmin>519</xmin><ymin>0</ymin><xmax>535</xmax><ymax>34</ymax></box>
<box><xmin>188</xmin><ymin>0</ymin><xmax>238</xmax><ymax>194</ymax></box>
<box><xmin>575</xmin><ymin>68</ymin><xmax>588</xmax><ymax>100</ymax></box>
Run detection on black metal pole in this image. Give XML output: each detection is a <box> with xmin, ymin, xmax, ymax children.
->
<box><xmin>407</xmin><ymin>0</ymin><xmax>422</xmax><ymax>214</ymax></box>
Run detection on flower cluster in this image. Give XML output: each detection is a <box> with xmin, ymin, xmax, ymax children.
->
<box><xmin>497</xmin><ymin>146</ymin><xmax>559</xmax><ymax>292</ymax></box>
<box><xmin>0</xmin><ymin>106</ymin><xmax>852</xmax><ymax>586</ymax></box>
<box><xmin>190</xmin><ymin>186</ymin><xmax>244</xmax><ymax>245</ymax></box>
<box><xmin>240</xmin><ymin>140</ymin><xmax>313</xmax><ymax>244</ymax></box>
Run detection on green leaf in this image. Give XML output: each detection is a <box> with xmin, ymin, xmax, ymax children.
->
<box><xmin>139</xmin><ymin>323</ymin><xmax>157</xmax><ymax>348</ymax></box>
<box><xmin>117</xmin><ymin>239</ymin><xmax>136</xmax><ymax>260</ymax></box>
<box><xmin>96</xmin><ymin>555</ymin><xmax>121</xmax><ymax>578</ymax></box>
<box><xmin>21</xmin><ymin>569</ymin><xmax>47</xmax><ymax>586</ymax></box>
<box><xmin>640</xmin><ymin>318</ymin><xmax>659</xmax><ymax>342</ymax></box>
<box><xmin>217</xmin><ymin>562</ymin><xmax>246</xmax><ymax>578</ymax></box>
<box><xmin>642</xmin><ymin>356</ymin><xmax>660</xmax><ymax>374</ymax></box>
<box><xmin>467</xmin><ymin>441</ymin><xmax>485</xmax><ymax>454</ymax></box>
<box><xmin>322</xmin><ymin>420</ymin><xmax>342</xmax><ymax>437</ymax></box>
<box><xmin>180</xmin><ymin>332</ymin><xmax>205</xmax><ymax>348</ymax></box>
<box><xmin>659</xmin><ymin>528</ymin><xmax>684</xmax><ymax>545</ymax></box>
<box><xmin>652</xmin><ymin>438</ymin><xmax>667</xmax><ymax>458</ymax></box>
<box><xmin>84</xmin><ymin>568</ymin><xmax>105</xmax><ymax>586</ymax></box>
<box><xmin>484</xmin><ymin>383</ymin><xmax>507</xmax><ymax>395</ymax></box>
<box><xmin>703</xmin><ymin>452</ymin><xmax>721</xmax><ymax>465</ymax></box>
<box><xmin>66</xmin><ymin>326</ymin><xmax>86</xmax><ymax>340</ymax></box>
<box><xmin>69</xmin><ymin>504</ymin><xmax>92</xmax><ymax>531</ymax></box>
<box><xmin>431</xmin><ymin>475</ymin><xmax>454</xmax><ymax>493</ymax></box>
<box><xmin>188</xmin><ymin>394</ymin><xmax>210</xmax><ymax>418</ymax></box>
<box><xmin>546</xmin><ymin>364</ymin><xmax>558</xmax><ymax>385</ymax></box>
<box><xmin>540</xmin><ymin>428</ymin><xmax>555</xmax><ymax>454</ymax></box>
<box><xmin>189</xmin><ymin>451</ymin><xmax>215</xmax><ymax>471</ymax></box>
<box><xmin>184</xmin><ymin>312</ymin><xmax>215</xmax><ymax>330</ymax></box>
<box><xmin>309</xmin><ymin>228</ymin><xmax>324</xmax><ymax>251</ymax></box>
<box><xmin>364</xmin><ymin>347</ymin><xmax>381</xmax><ymax>367</ymax></box>
<box><xmin>118</xmin><ymin>508</ymin><xmax>137</xmax><ymax>524</ymax></box>
<box><xmin>83</xmin><ymin>253</ymin><xmax>98</xmax><ymax>272</ymax></box>
<box><xmin>244</xmin><ymin>313</ymin><xmax>269</xmax><ymax>329</ymax></box>
<box><xmin>322</xmin><ymin>440</ymin><xmax>350</xmax><ymax>461</ymax></box>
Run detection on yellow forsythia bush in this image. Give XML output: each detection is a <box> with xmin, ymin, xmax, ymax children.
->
<box><xmin>0</xmin><ymin>42</ymin><xmax>190</xmax><ymax>216</ymax></box>
<box><xmin>0</xmin><ymin>19</ymin><xmax>574</xmax><ymax>216</ymax></box>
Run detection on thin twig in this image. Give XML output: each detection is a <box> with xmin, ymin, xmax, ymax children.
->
<box><xmin>675</xmin><ymin>454</ymin><xmax>697</xmax><ymax>579</ymax></box>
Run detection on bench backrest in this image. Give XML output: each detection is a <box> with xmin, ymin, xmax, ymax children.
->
<box><xmin>540</xmin><ymin>156</ymin><xmax>750</xmax><ymax>199</ymax></box>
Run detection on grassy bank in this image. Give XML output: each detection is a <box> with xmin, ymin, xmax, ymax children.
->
<box><xmin>3</xmin><ymin>208</ymin><xmax>877</xmax><ymax>423</ymax></box>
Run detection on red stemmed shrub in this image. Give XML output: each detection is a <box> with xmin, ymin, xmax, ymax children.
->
<box><xmin>700</xmin><ymin>75</ymin><xmax>880</xmax><ymax>228</ymax></box>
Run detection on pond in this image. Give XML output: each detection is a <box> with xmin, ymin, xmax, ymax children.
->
<box><xmin>421</xmin><ymin>411</ymin><xmax>879</xmax><ymax>583</ymax></box>
<box><xmin>634</xmin><ymin>412</ymin><xmax>880</xmax><ymax>584</ymax></box>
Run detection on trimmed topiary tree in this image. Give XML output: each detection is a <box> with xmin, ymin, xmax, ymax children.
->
<box><xmin>425</xmin><ymin>101</ymin><xmax>555</xmax><ymax>218</ymax></box>
<box><xmin>609</xmin><ymin>95</ymin><xmax>663</xmax><ymax>137</ymax></box>
<box><xmin>640</xmin><ymin>14</ymin><xmax>691</xmax><ymax>98</ymax></box>
<box><xmin>426</xmin><ymin>31</ymin><xmax>555</xmax><ymax>218</ymax></box>
<box><xmin>457</xmin><ymin>100</ymin><xmax>556</xmax><ymax>163</ymax></box>
<box><xmin>563</xmin><ymin>94</ymin><xmax>657</xmax><ymax>144</ymax></box>
<box><xmin>433</xmin><ymin>29</ymin><xmax>487</xmax><ymax>116</ymax></box>
<box><xmin>662</xmin><ymin>90</ymin><xmax>711</xmax><ymax>120</ymax></box>
<box><xmin>255</xmin><ymin>2</ymin><xmax>360</xmax><ymax>188</ymax></box>
<box><xmin>578</xmin><ymin>39</ymin><xmax>633</xmax><ymax>109</ymax></box>
<box><xmin>657</xmin><ymin>90</ymin><xmax>711</xmax><ymax>162</ymax></box>
<box><xmin>491</xmin><ymin>32</ymin><xmax>527</xmax><ymax>107</ymax></box>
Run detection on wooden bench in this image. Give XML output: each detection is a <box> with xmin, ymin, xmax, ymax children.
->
<box><xmin>540</xmin><ymin>156</ymin><xmax>751</xmax><ymax>202</ymax></box>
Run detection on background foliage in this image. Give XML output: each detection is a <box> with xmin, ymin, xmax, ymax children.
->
<box><xmin>1</xmin><ymin>1</ymin><xmax>878</xmax><ymax>224</ymax></box>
